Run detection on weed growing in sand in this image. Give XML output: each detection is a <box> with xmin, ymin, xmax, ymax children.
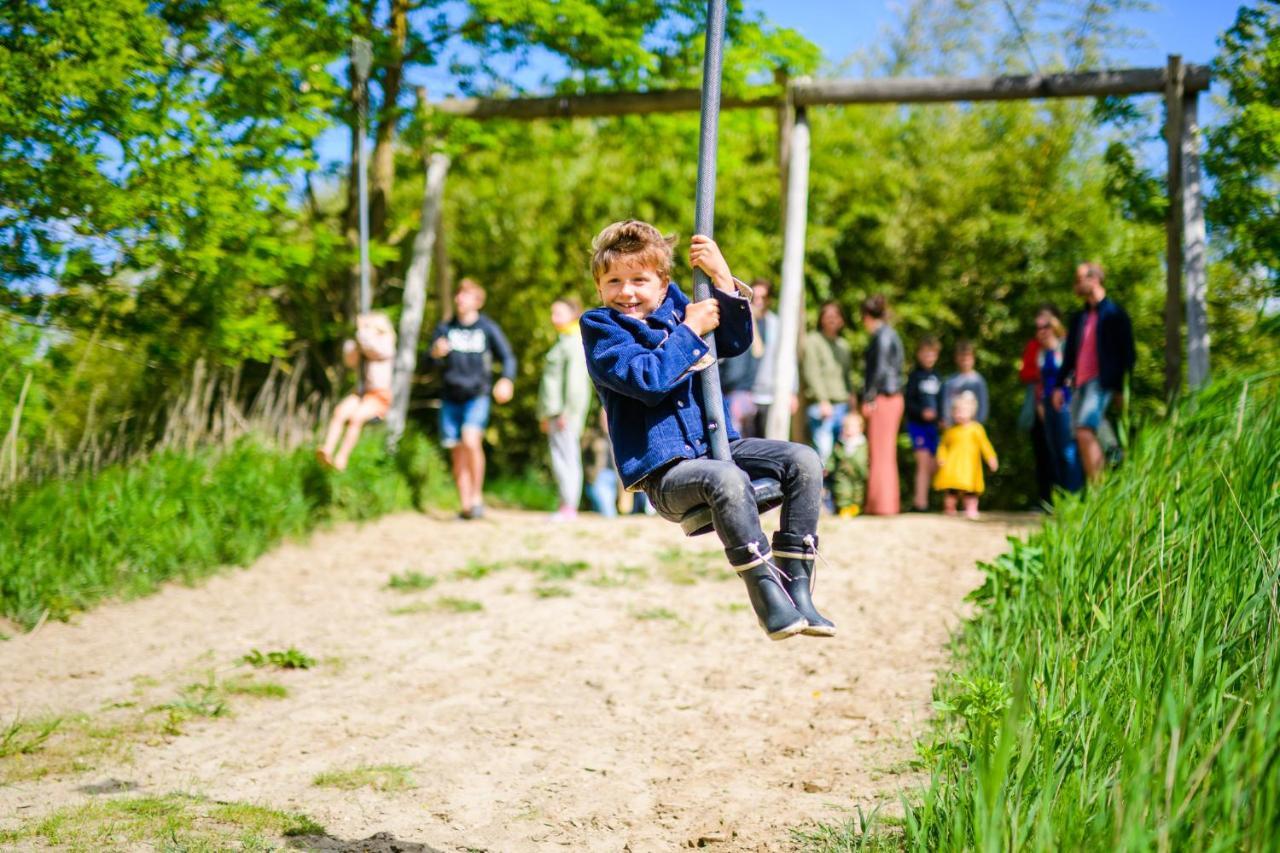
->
<box><xmin>453</xmin><ymin>559</ymin><xmax>501</xmax><ymax>580</ymax></box>
<box><xmin>160</xmin><ymin>676</ymin><xmax>229</xmax><ymax>720</ymax></box>
<box><xmin>312</xmin><ymin>764</ymin><xmax>416</xmax><ymax>792</ymax></box>
<box><xmin>793</xmin><ymin>806</ymin><xmax>902</xmax><ymax>852</ymax></box>
<box><xmin>522</xmin><ymin>557</ymin><xmax>589</xmax><ymax>581</ymax></box>
<box><xmin>241</xmin><ymin>647</ymin><xmax>315</xmax><ymax>669</ymax></box>
<box><xmin>0</xmin><ymin>792</ymin><xmax>325</xmax><ymax>849</ymax></box>
<box><xmin>385</xmin><ymin>570</ymin><xmax>437</xmax><ymax>592</ymax></box>
<box><xmin>453</xmin><ymin>557</ymin><xmax>590</xmax><ymax>584</ymax></box>
<box><xmin>0</xmin><ymin>716</ymin><xmax>60</xmax><ymax>758</ymax></box>
<box><xmin>436</xmin><ymin>596</ymin><xmax>484</xmax><ymax>613</ymax></box>
<box><xmin>533</xmin><ymin>584</ymin><xmax>572</xmax><ymax>599</ymax></box>
<box><xmin>224</xmin><ymin>678</ymin><xmax>288</xmax><ymax>700</ymax></box>
<box><xmin>1</xmin><ymin>713</ymin><xmax>143</xmax><ymax>783</ymax></box>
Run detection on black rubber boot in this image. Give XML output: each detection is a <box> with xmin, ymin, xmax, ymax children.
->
<box><xmin>773</xmin><ymin>533</ymin><xmax>836</xmax><ymax>637</ymax></box>
<box><xmin>778</xmin><ymin>558</ymin><xmax>836</xmax><ymax>637</ymax></box>
<box><xmin>737</xmin><ymin>563</ymin><xmax>807</xmax><ymax>641</ymax></box>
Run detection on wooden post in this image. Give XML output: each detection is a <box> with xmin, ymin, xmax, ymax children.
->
<box><xmin>776</xmin><ymin>69</ymin><xmax>794</xmax><ymax>224</ymax></box>
<box><xmin>386</xmin><ymin>150</ymin><xmax>449</xmax><ymax>450</ymax></box>
<box><xmin>1182</xmin><ymin>89</ymin><xmax>1209</xmax><ymax>389</ymax></box>
<box><xmin>768</xmin><ymin>106</ymin><xmax>810</xmax><ymax>441</ymax></box>
<box><xmin>434</xmin><ymin>201</ymin><xmax>452</xmax><ymax>322</ymax></box>
<box><xmin>1164</xmin><ymin>54</ymin><xmax>1185</xmax><ymax>399</ymax></box>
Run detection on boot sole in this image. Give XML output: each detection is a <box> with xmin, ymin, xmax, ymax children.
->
<box><xmin>766</xmin><ymin>618</ymin><xmax>809</xmax><ymax>641</ymax></box>
<box><xmin>800</xmin><ymin>624</ymin><xmax>837</xmax><ymax>637</ymax></box>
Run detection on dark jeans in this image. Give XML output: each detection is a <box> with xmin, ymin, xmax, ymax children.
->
<box><xmin>1042</xmin><ymin>406</ymin><xmax>1084</xmax><ymax>493</ymax></box>
<box><xmin>1029</xmin><ymin>417</ymin><xmax>1054</xmax><ymax>505</ymax></box>
<box><xmin>642</xmin><ymin>438</ymin><xmax>823</xmax><ymax>568</ymax></box>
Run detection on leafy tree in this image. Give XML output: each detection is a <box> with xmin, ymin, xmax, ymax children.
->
<box><xmin>1205</xmin><ymin>1</ymin><xmax>1279</xmax><ymax>291</ymax></box>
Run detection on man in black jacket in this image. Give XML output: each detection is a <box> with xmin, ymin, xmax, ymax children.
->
<box><xmin>1054</xmin><ymin>262</ymin><xmax>1135</xmax><ymax>482</ymax></box>
<box><xmin>430</xmin><ymin>278</ymin><xmax>517</xmax><ymax>519</ymax></box>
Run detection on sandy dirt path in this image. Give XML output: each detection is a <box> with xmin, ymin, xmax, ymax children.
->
<box><xmin>1</xmin><ymin>509</ymin><xmax>1035</xmax><ymax>851</ymax></box>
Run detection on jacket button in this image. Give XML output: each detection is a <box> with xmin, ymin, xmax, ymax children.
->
<box><xmin>677</xmin><ymin>400</ymin><xmax>685</xmax><ymax>407</ymax></box>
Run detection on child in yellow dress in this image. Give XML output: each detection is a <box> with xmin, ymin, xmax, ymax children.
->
<box><xmin>933</xmin><ymin>390</ymin><xmax>998</xmax><ymax>519</ymax></box>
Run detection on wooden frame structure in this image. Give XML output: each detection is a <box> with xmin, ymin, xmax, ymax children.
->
<box><xmin>422</xmin><ymin>59</ymin><xmax>1210</xmax><ymax>431</ymax></box>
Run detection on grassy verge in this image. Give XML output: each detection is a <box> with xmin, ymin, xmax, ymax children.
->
<box><xmin>808</xmin><ymin>373</ymin><xmax>1279</xmax><ymax>850</ymax></box>
<box><xmin>0</xmin><ymin>792</ymin><xmax>324</xmax><ymax>850</ymax></box>
<box><xmin>0</xmin><ymin>429</ymin><xmax>452</xmax><ymax>628</ymax></box>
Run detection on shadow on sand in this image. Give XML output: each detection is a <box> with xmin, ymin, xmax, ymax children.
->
<box><xmin>287</xmin><ymin>831</ymin><xmax>448</xmax><ymax>853</ymax></box>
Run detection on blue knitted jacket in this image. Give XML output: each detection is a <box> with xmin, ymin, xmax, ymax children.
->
<box><xmin>580</xmin><ymin>280</ymin><xmax>753</xmax><ymax>489</ymax></box>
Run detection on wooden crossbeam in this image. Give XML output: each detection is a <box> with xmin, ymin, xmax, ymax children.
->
<box><xmin>428</xmin><ymin>65</ymin><xmax>1210</xmax><ymax>119</ymax></box>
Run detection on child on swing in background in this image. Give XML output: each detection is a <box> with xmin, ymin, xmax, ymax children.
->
<box><xmin>318</xmin><ymin>312</ymin><xmax>396</xmax><ymax>471</ymax></box>
<box><xmin>831</xmin><ymin>411</ymin><xmax>868</xmax><ymax>518</ymax></box>
<box><xmin>933</xmin><ymin>390</ymin><xmax>998</xmax><ymax>519</ymax></box>
<box><xmin>580</xmin><ymin>220</ymin><xmax>832</xmax><ymax>640</ymax></box>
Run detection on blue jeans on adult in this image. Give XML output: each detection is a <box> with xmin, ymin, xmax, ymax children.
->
<box><xmin>806</xmin><ymin>402</ymin><xmax>849</xmax><ymax>468</ymax></box>
<box><xmin>642</xmin><ymin>438</ymin><xmax>823</xmax><ymax>568</ymax></box>
<box><xmin>1041</xmin><ymin>405</ymin><xmax>1083</xmax><ymax>493</ymax></box>
<box><xmin>588</xmin><ymin>467</ymin><xmax>618</xmax><ymax>518</ymax></box>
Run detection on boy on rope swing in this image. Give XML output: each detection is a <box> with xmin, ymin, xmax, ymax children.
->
<box><xmin>580</xmin><ymin>220</ymin><xmax>834</xmax><ymax>640</ymax></box>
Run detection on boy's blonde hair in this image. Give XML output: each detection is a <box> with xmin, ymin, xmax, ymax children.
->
<box><xmin>590</xmin><ymin>220</ymin><xmax>676</xmax><ymax>282</ymax></box>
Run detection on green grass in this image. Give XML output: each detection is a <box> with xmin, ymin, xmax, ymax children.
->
<box><xmin>436</xmin><ymin>596</ymin><xmax>484</xmax><ymax>613</ymax></box>
<box><xmin>828</xmin><ymin>374</ymin><xmax>1280</xmax><ymax>851</ymax></box>
<box><xmin>241</xmin><ymin>647</ymin><xmax>315</xmax><ymax>669</ymax></box>
<box><xmin>312</xmin><ymin>763</ymin><xmax>415</xmax><ymax>792</ymax></box>
<box><xmin>0</xmin><ymin>792</ymin><xmax>325</xmax><ymax>850</ymax></box>
<box><xmin>533</xmin><ymin>584</ymin><xmax>572</xmax><ymax>598</ymax></box>
<box><xmin>385</xmin><ymin>570</ymin><xmax>437</xmax><ymax>592</ymax></box>
<box><xmin>0</xmin><ymin>429</ymin><xmax>452</xmax><ymax>628</ymax></box>
<box><xmin>0</xmin><ymin>716</ymin><xmax>61</xmax><ymax>759</ymax></box>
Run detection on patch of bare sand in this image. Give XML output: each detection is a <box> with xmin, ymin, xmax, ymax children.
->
<box><xmin>0</xmin><ymin>509</ymin><xmax>1036</xmax><ymax>851</ymax></box>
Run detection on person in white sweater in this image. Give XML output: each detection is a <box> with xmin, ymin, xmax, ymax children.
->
<box><xmin>318</xmin><ymin>312</ymin><xmax>396</xmax><ymax>471</ymax></box>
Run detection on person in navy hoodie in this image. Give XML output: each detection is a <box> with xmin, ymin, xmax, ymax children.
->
<box><xmin>580</xmin><ymin>220</ymin><xmax>830</xmax><ymax>641</ymax></box>
<box><xmin>429</xmin><ymin>278</ymin><xmax>517</xmax><ymax>520</ymax></box>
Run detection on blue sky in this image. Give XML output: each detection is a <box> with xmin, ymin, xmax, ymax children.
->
<box><xmin>315</xmin><ymin>1</ymin><xmax>1244</xmax><ymax>172</ymax></box>
<box><xmin>752</xmin><ymin>0</ymin><xmax>1236</xmax><ymax>73</ymax></box>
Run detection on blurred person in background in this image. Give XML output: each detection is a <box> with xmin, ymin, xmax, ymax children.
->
<box><xmin>859</xmin><ymin>294</ymin><xmax>905</xmax><ymax>516</ymax></box>
<box><xmin>538</xmin><ymin>296</ymin><xmax>591</xmax><ymax>521</ymax></box>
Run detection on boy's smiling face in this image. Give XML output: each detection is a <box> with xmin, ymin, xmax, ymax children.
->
<box><xmin>596</xmin><ymin>257</ymin><xmax>667</xmax><ymax>320</ymax></box>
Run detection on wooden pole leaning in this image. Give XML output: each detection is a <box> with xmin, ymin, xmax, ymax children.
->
<box><xmin>768</xmin><ymin>106</ymin><xmax>810</xmax><ymax>442</ymax></box>
<box><xmin>387</xmin><ymin>150</ymin><xmax>449</xmax><ymax>451</ymax></box>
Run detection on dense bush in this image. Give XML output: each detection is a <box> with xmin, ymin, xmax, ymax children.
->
<box><xmin>0</xmin><ymin>430</ymin><xmax>452</xmax><ymax>629</ymax></box>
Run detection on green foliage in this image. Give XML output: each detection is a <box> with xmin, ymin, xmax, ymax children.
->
<box><xmin>1206</xmin><ymin>1</ymin><xmax>1280</xmax><ymax>286</ymax></box>
<box><xmin>871</xmin><ymin>373</ymin><xmax>1280</xmax><ymax>849</ymax></box>
<box><xmin>241</xmin><ymin>648</ymin><xmax>317</xmax><ymax>670</ymax></box>
<box><xmin>0</xmin><ymin>430</ymin><xmax>449</xmax><ymax>628</ymax></box>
